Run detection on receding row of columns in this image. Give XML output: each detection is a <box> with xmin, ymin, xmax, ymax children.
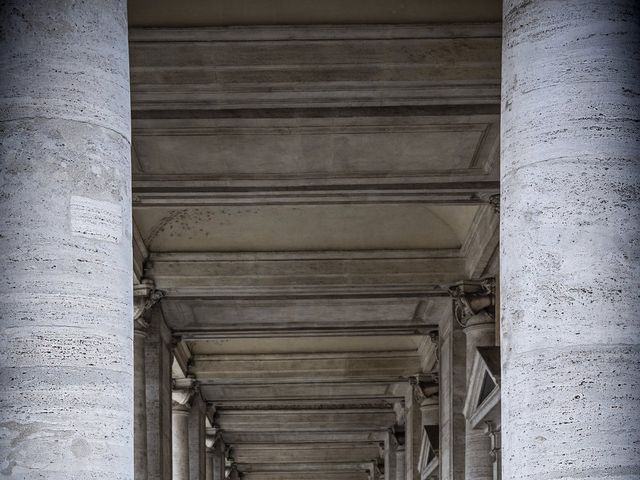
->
<box><xmin>133</xmin><ymin>296</ymin><xmax>227</xmax><ymax>480</ymax></box>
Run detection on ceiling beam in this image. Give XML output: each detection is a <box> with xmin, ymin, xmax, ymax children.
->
<box><xmin>191</xmin><ymin>351</ymin><xmax>422</xmax><ymax>384</ymax></box>
<box><xmin>217</xmin><ymin>408</ymin><xmax>397</xmax><ymax>432</ymax></box>
<box><xmin>129</xmin><ymin>23</ymin><xmax>500</xmax><ymax>112</ymax></box>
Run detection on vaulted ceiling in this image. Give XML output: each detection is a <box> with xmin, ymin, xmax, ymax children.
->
<box><xmin>128</xmin><ymin>1</ymin><xmax>501</xmax><ymax>477</ymax></box>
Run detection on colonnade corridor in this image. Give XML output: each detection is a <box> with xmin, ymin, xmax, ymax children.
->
<box><xmin>1</xmin><ymin>1</ymin><xmax>638</xmax><ymax>480</ymax></box>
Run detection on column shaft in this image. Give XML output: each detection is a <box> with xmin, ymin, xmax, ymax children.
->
<box><xmin>464</xmin><ymin>317</ymin><xmax>495</xmax><ymax>480</ymax></box>
<box><xmin>439</xmin><ymin>313</ymin><xmax>466</xmax><ymax>480</ymax></box>
<box><xmin>0</xmin><ymin>1</ymin><xmax>132</xmax><ymax>478</ymax></box>
<box><xmin>205</xmin><ymin>449</ymin><xmax>214</xmax><ymax>480</ymax></box>
<box><xmin>134</xmin><ymin>327</ymin><xmax>149</xmax><ymax>480</ymax></box>
<box><xmin>146</xmin><ymin>307</ymin><xmax>173</xmax><ymax>480</ymax></box>
<box><xmin>189</xmin><ymin>395</ymin><xmax>207</xmax><ymax>480</ymax></box>
<box><xmin>172</xmin><ymin>407</ymin><xmax>190</xmax><ymax>480</ymax></box>
<box><xmin>212</xmin><ymin>440</ymin><xmax>226</xmax><ymax>480</ymax></box>
<box><xmin>384</xmin><ymin>432</ymin><xmax>397</xmax><ymax>480</ymax></box>
<box><xmin>395</xmin><ymin>445</ymin><xmax>406</xmax><ymax>480</ymax></box>
<box><xmin>501</xmin><ymin>1</ymin><xmax>640</xmax><ymax>479</ymax></box>
<box><xmin>405</xmin><ymin>398</ymin><xmax>421</xmax><ymax>480</ymax></box>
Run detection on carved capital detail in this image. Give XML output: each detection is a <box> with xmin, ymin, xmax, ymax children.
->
<box><xmin>447</xmin><ymin>279</ymin><xmax>495</xmax><ymax>328</ymax></box>
<box><xmin>409</xmin><ymin>373</ymin><xmax>438</xmax><ymax>405</ymax></box>
<box><xmin>133</xmin><ymin>278</ymin><xmax>165</xmax><ymax>329</ymax></box>
<box><xmin>172</xmin><ymin>377</ymin><xmax>197</xmax><ymax>408</ymax></box>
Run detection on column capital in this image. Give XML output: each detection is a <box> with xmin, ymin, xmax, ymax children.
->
<box><xmin>409</xmin><ymin>373</ymin><xmax>438</xmax><ymax>405</ymax></box>
<box><xmin>206</xmin><ymin>428</ymin><xmax>222</xmax><ymax>452</ymax></box>
<box><xmin>447</xmin><ymin>279</ymin><xmax>495</xmax><ymax>328</ymax></box>
<box><xmin>134</xmin><ymin>279</ymin><xmax>165</xmax><ymax>332</ymax></box>
<box><xmin>172</xmin><ymin>377</ymin><xmax>198</xmax><ymax>410</ymax></box>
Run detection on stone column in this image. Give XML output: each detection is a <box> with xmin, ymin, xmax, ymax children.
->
<box><xmin>405</xmin><ymin>394</ymin><xmax>422</xmax><ymax>480</ymax></box>
<box><xmin>212</xmin><ymin>436</ymin><xmax>226</xmax><ymax>480</ymax></box>
<box><xmin>145</xmin><ymin>306</ymin><xmax>173</xmax><ymax>480</ymax></box>
<box><xmin>438</xmin><ymin>311</ymin><xmax>466</xmax><ymax>480</ymax></box>
<box><xmin>384</xmin><ymin>431</ymin><xmax>397</xmax><ymax>480</ymax></box>
<box><xmin>227</xmin><ymin>464</ymin><xmax>240</xmax><ymax>480</ymax></box>
<box><xmin>133</xmin><ymin>280</ymin><xmax>164</xmax><ymax>480</ymax></box>
<box><xmin>0</xmin><ymin>1</ymin><xmax>132</xmax><ymax>478</ymax></box>
<box><xmin>463</xmin><ymin>316</ymin><xmax>494</xmax><ymax>480</ymax></box>
<box><xmin>205</xmin><ymin>436</ymin><xmax>215</xmax><ymax>480</ymax></box>
<box><xmin>450</xmin><ymin>281</ymin><xmax>495</xmax><ymax>480</ymax></box>
<box><xmin>501</xmin><ymin>1</ymin><xmax>640</xmax><ymax>479</ymax></box>
<box><xmin>189</xmin><ymin>393</ymin><xmax>207</xmax><ymax>480</ymax></box>
<box><xmin>134</xmin><ymin>316</ymin><xmax>149</xmax><ymax>480</ymax></box>
<box><xmin>172</xmin><ymin>384</ymin><xmax>195</xmax><ymax>480</ymax></box>
<box><xmin>395</xmin><ymin>442</ymin><xmax>406</xmax><ymax>480</ymax></box>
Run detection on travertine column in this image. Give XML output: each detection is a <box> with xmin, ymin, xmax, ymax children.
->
<box><xmin>145</xmin><ymin>305</ymin><xmax>173</xmax><ymax>480</ymax></box>
<box><xmin>205</xmin><ymin>436</ymin><xmax>215</xmax><ymax>480</ymax></box>
<box><xmin>405</xmin><ymin>395</ymin><xmax>421</xmax><ymax>480</ymax></box>
<box><xmin>189</xmin><ymin>393</ymin><xmax>207</xmax><ymax>480</ymax></box>
<box><xmin>134</xmin><ymin>318</ymin><xmax>149</xmax><ymax>480</ymax></box>
<box><xmin>212</xmin><ymin>436</ymin><xmax>226</xmax><ymax>480</ymax></box>
<box><xmin>438</xmin><ymin>312</ymin><xmax>466</xmax><ymax>480</ymax></box>
<box><xmin>463</xmin><ymin>314</ymin><xmax>494</xmax><ymax>480</ymax></box>
<box><xmin>502</xmin><ymin>1</ymin><xmax>640</xmax><ymax>479</ymax></box>
<box><xmin>395</xmin><ymin>443</ymin><xmax>406</xmax><ymax>480</ymax></box>
<box><xmin>450</xmin><ymin>281</ymin><xmax>496</xmax><ymax>480</ymax></box>
<box><xmin>172</xmin><ymin>385</ymin><xmax>195</xmax><ymax>480</ymax></box>
<box><xmin>384</xmin><ymin>431</ymin><xmax>397</xmax><ymax>480</ymax></box>
<box><xmin>133</xmin><ymin>280</ymin><xmax>163</xmax><ymax>480</ymax></box>
<box><xmin>0</xmin><ymin>1</ymin><xmax>132</xmax><ymax>478</ymax></box>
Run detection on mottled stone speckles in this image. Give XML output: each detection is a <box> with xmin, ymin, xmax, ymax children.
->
<box><xmin>0</xmin><ymin>0</ymin><xmax>132</xmax><ymax>479</ymax></box>
<box><xmin>70</xmin><ymin>196</ymin><xmax>123</xmax><ymax>243</ymax></box>
<box><xmin>501</xmin><ymin>1</ymin><xmax>640</xmax><ymax>480</ymax></box>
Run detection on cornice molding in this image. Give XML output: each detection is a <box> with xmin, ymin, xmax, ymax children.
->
<box><xmin>129</xmin><ymin>23</ymin><xmax>502</xmax><ymax>43</ymax></box>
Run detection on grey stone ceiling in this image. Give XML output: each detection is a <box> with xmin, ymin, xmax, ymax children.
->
<box><xmin>129</xmin><ymin>19</ymin><xmax>500</xmax><ymax>479</ymax></box>
<box><xmin>128</xmin><ymin>0</ymin><xmax>501</xmax><ymax>27</ymax></box>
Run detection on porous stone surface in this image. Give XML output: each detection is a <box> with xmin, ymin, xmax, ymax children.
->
<box><xmin>0</xmin><ymin>1</ymin><xmax>132</xmax><ymax>479</ymax></box>
<box><xmin>172</xmin><ymin>405</ymin><xmax>191</xmax><ymax>480</ymax></box>
<box><xmin>501</xmin><ymin>1</ymin><xmax>640</xmax><ymax>479</ymax></box>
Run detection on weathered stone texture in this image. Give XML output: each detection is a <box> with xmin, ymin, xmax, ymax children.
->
<box><xmin>501</xmin><ymin>1</ymin><xmax>640</xmax><ymax>479</ymax></box>
<box><xmin>0</xmin><ymin>1</ymin><xmax>132</xmax><ymax>479</ymax></box>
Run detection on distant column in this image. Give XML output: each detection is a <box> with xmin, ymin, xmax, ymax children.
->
<box><xmin>450</xmin><ymin>281</ymin><xmax>496</xmax><ymax>480</ymax></box>
<box><xmin>384</xmin><ymin>431</ymin><xmax>398</xmax><ymax>480</ymax></box>
<box><xmin>145</xmin><ymin>306</ymin><xmax>173</xmax><ymax>480</ymax></box>
<box><xmin>189</xmin><ymin>392</ymin><xmax>207</xmax><ymax>480</ymax></box>
<box><xmin>205</xmin><ymin>436</ymin><xmax>215</xmax><ymax>480</ymax></box>
<box><xmin>134</xmin><ymin>280</ymin><xmax>164</xmax><ymax>480</ymax></box>
<box><xmin>172</xmin><ymin>383</ymin><xmax>195</xmax><ymax>480</ymax></box>
<box><xmin>395</xmin><ymin>442</ymin><xmax>406</xmax><ymax>480</ymax></box>
<box><xmin>438</xmin><ymin>310</ymin><xmax>466</xmax><ymax>480</ymax></box>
